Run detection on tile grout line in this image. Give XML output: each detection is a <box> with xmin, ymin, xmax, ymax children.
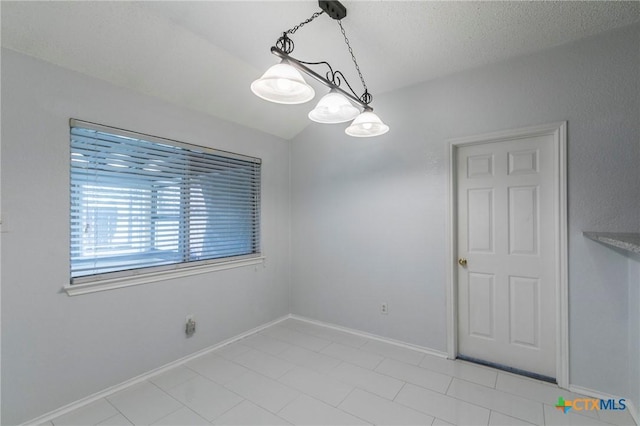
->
<box><xmin>392</xmin><ymin>386</ymin><xmax>491</xmax><ymax>425</ymax></box>
<box><xmin>148</xmin><ymin>370</ymin><xmax>242</xmax><ymax>424</ymax></box>
<box><xmin>387</xmin><ymin>370</ymin><xmax>407</xmax><ymax>401</ymax></box>
<box><xmin>331</xmin><ymin>386</ymin><xmax>379</xmax><ymax>425</ymax></box>
<box><xmin>443</xmin><ymin>375</ymin><xmax>454</xmax><ymax>395</ymax></box>
<box><xmin>392</xmin><ymin>382</ymin><xmax>408</xmax><ymax>402</ymax></box>
<box><xmin>487</xmin><ymin>410</ymin><xmax>495</xmax><ymax>426</ymax></box>
<box><xmin>335</xmin><ymin>385</ymin><xmax>359</xmax><ymax>408</ymax></box>
<box><xmin>371</xmin><ymin>354</ymin><xmax>385</xmax><ymax>370</ymax></box>
<box><xmin>374</xmin><ymin>358</ymin><xmax>453</xmax><ymax>396</ymax></box>
<box><xmin>104</xmin><ymin>398</ymin><xmax>134</xmax><ymax>426</ymax></box>
<box><xmin>152</xmin><ymin>365</ymin><xmax>200</xmax><ymax>392</ymax></box>
<box><xmin>396</xmin><ymin>376</ymin><xmax>547</xmax><ymax>425</ymax></box>
<box><xmin>181</xmin><ymin>405</ymin><xmax>216</xmax><ymax>425</ymax></box>
<box><xmin>491</xmin><ymin>370</ymin><xmax>499</xmax><ymax>388</ymax></box>
<box><xmin>275</xmin><ymin>392</ymin><xmax>301</xmax><ymax>417</ymax></box>
<box><xmin>145</xmin><ymin>380</ymin><xmax>195</xmax><ymax>424</ymax></box>
<box><xmin>204</xmin><ymin>394</ymin><xmax>245</xmax><ymax>425</ymax></box>
<box><xmin>445</xmin><ymin>377</ymin><xmax>546</xmax><ymax>425</ymax></box>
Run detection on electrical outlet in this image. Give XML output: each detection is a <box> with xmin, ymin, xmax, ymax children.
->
<box><xmin>381</xmin><ymin>303</ymin><xmax>388</xmax><ymax>315</ymax></box>
<box><xmin>185</xmin><ymin>315</ymin><xmax>196</xmax><ymax>337</ymax></box>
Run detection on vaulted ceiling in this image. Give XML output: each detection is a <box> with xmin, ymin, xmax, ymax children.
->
<box><xmin>2</xmin><ymin>1</ymin><xmax>639</xmax><ymax>139</ymax></box>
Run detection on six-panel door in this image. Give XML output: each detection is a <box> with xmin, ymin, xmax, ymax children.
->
<box><xmin>457</xmin><ymin>135</ymin><xmax>557</xmax><ymax>378</ymax></box>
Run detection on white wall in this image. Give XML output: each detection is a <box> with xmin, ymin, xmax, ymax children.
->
<box><xmin>0</xmin><ymin>48</ymin><xmax>291</xmax><ymax>425</ymax></box>
<box><xmin>291</xmin><ymin>22</ymin><xmax>639</xmax><ymax>403</ymax></box>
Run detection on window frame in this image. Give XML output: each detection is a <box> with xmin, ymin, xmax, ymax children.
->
<box><xmin>65</xmin><ymin>119</ymin><xmax>264</xmax><ymax>296</ymax></box>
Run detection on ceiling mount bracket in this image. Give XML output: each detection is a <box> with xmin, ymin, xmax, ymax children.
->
<box><xmin>319</xmin><ymin>0</ymin><xmax>347</xmax><ymax>20</ymax></box>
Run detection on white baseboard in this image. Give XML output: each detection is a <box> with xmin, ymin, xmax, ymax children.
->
<box><xmin>569</xmin><ymin>385</ymin><xmax>638</xmax><ymax>426</ymax></box>
<box><xmin>289</xmin><ymin>314</ymin><xmax>449</xmax><ymax>359</ymax></box>
<box><xmin>23</xmin><ymin>315</ymin><xmax>290</xmax><ymax>426</ymax></box>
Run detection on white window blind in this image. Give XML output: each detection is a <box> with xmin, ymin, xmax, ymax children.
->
<box><xmin>70</xmin><ymin>119</ymin><xmax>261</xmax><ymax>284</ymax></box>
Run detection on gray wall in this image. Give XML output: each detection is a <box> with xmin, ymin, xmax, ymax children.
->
<box><xmin>630</xmin><ymin>254</ymin><xmax>640</xmax><ymax>419</ymax></box>
<box><xmin>291</xmin><ymin>22</ymin><xmax>639</xmax><ymax>407</ymax></box>
<box><xmin>1</xmin><ymin>49</ymin><xmax>291</xmax><ymax>425</ymax></box>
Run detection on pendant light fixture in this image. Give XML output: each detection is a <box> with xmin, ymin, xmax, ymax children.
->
<box><xmin>251</xmin><ymin>0</ymin><xmax>389</xmax><ymax>137</ymax></box>
<box><xmin>250</xmin><ymin>61</ymin><xmax>315</xmax><ymax>104</ymax></box>
<box><xmin>309</xmin><ymin>90</ymin><xmax>359</xmax><ymax>123</ymax></box>
<box><xmin>345</xmin><ymin>109</ymin><xmax>389</xmax><ymax>137</ymax></box>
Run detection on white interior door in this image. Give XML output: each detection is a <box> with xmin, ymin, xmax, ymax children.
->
<box><xmin>457</xmin><ymin>134</ymin><xmax>557</xmax><ymax>379</ymax></box>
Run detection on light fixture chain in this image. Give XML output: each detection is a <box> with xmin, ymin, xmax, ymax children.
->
<box><xmin>338</xmin><ymin>20</ymin><xmax>368</xmax><ymax>98</ymax></box>
<box><xmin>287</xmin><ymin>11</ymin><xmax>324</xmax><ymax>35</ymax></box>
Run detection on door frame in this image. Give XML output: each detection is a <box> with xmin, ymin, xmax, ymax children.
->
<box><xmin>445</xmin><ymin>122</ymin><xmax>568</xmax><ymax>389</ymax></box>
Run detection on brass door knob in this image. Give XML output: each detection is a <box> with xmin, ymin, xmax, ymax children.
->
<box><xmin>458</xmin><ymin>258</ymin><xmax>467</xmax><ymax>267</ymax></box>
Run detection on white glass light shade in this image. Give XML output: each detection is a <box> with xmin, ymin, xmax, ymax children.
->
<box><xmin>345</xmin><ymin>111</ymin><xmax>389</xmax><ymax>137</ymax></box>
<box><xmin>308</xmin><ymin>91</ymin><xmax>360</xmax><ymax>123</ymax></box>
<box><xmin>251</xmin><ymin>62</ymin><xmax>315</xmax><ymax>104</ymax></box>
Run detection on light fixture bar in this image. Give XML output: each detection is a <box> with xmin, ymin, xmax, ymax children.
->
<box><xmin>252</xmin><ymin>1</ymin><xmax>389</xmax><ymax>137</ymax></box>
<box><xmin>271</xmin><ymin>46</ymin><xmax>371</xmax><ymax>111</ymax></box>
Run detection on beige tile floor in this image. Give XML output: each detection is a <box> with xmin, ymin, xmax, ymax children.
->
<box><xmin>45</xmin><ymin>319</ymin><xmax>636</xmax><ymax>426</ymax></box>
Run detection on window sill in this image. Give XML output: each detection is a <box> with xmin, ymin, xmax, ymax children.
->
<box><xmin>63</xmin><ymin>256</ymin><xmax>265</xmax><ymax>296</ymax></box>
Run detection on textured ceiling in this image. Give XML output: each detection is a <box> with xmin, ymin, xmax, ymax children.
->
<box><xmin>2</xmin><ymin>1</ymin><xmax>639</xmax><ymax>139</ymax></box>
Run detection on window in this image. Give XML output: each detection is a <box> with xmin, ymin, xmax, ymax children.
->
<box><xmin>70</xmin><ymin>119</ymin><xmax>261</xmax><ymax>284</ymax></box>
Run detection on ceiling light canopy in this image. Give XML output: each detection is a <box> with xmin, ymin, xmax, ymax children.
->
<box><xmin>251</xmin><ymin>0</ymin><xmax>389</xmax><ymax>137</ymax></box>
